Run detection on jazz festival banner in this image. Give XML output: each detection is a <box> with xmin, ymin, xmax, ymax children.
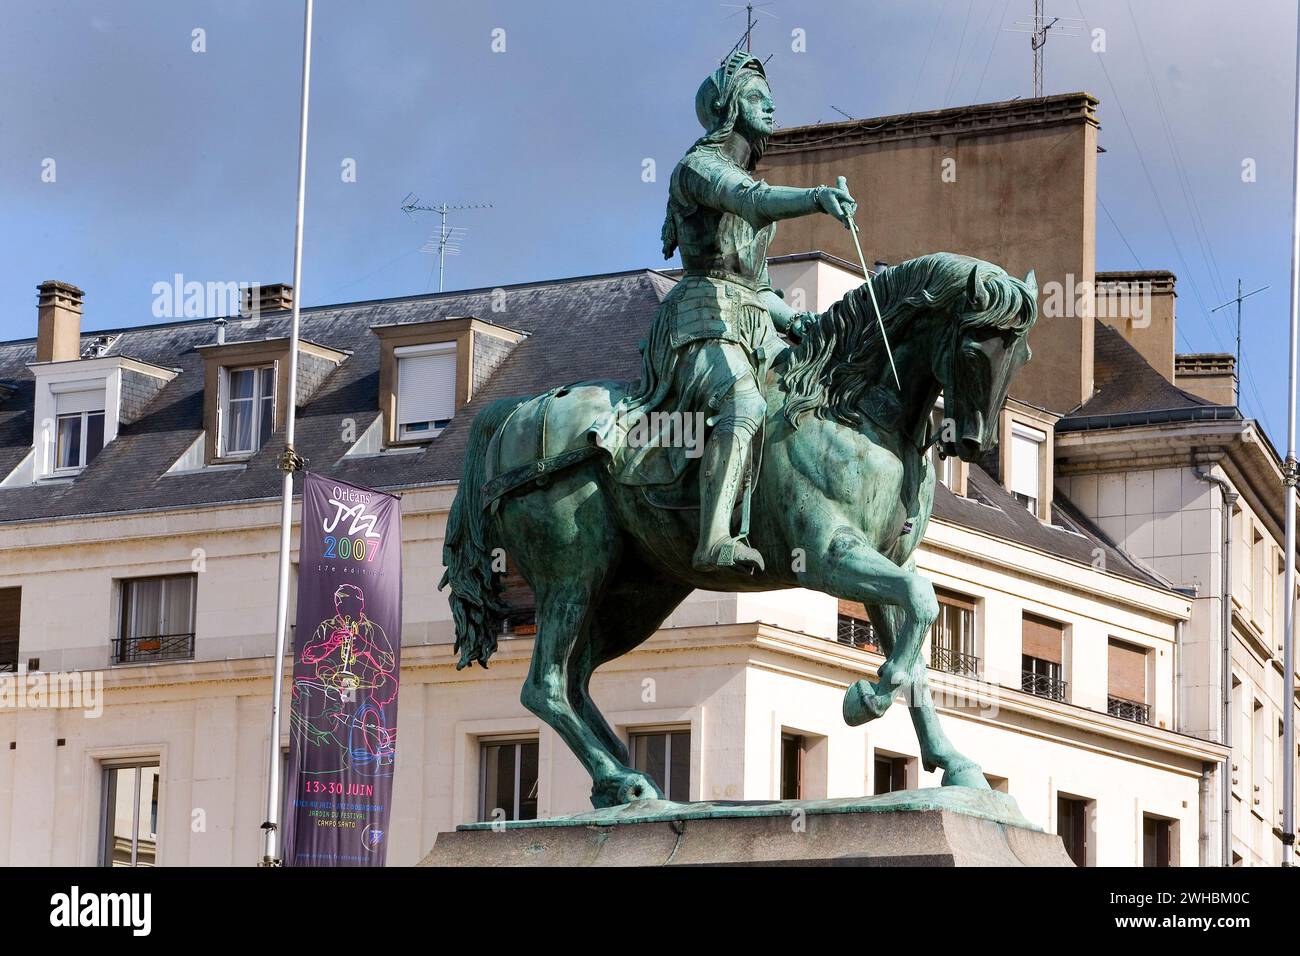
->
<box><xmin>283</xmin><ymin>473</ymin><xmax>402</xmax><ymax>866</ymax></box>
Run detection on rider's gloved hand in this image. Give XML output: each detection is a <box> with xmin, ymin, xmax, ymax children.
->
<box><xmin>784</xmin><ymin>311</ymin><xmax>817</xmax><ymax>343</ymax></box>
<box><xmin>815</xmin><ymin>181</ymin><xmax>857</xmax><ymax>230</ymax></box>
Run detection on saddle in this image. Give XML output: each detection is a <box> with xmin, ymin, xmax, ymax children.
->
<box><xmin>480</xmin><ymin>380</ymin><xmax>759</xmax><ymax>530</ymax></box>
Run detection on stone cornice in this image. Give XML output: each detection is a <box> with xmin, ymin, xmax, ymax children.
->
<box><xmin>766</xmin><ymin>92</ymin><xmax>1100</xmax><ymax>157</ymax></box>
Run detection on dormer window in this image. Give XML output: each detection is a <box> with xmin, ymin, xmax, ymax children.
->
<box><xmin>196</xmin><ymin>338</ymin><xmax>347</xmax><ymax>464</ymax></box>
<box><xmin>221</xmin><ymin>364</ymin><xmax>276</xmax><ymax>456</ymax></box>
<box><xmin>995</xmin><ymin>400</ymin><xmax>1058</xmax><ymax>522</ymax></box>
<box><xmin>395</xmin><ymin>343</ymin><xmax>456</xmax><ymax>440</ymax></box>
<box><xmin>371</xmin><ymin>317</ymin><xmax>526</xmax><ymax>447</ymax></box>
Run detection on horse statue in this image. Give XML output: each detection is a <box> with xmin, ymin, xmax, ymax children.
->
<box><xmin>440</xmin><ymin>251</ymin><xmax>1037</xmax><ymax>808</ymax></box>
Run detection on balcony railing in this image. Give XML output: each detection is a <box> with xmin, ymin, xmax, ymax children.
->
<box><xmin>501</xmin><ymin>608</ymin><xmax>537</xmax><ymax>638</ymax></box>
<box><xmin>836</xmin><ymin>616</ymin><xmax>880</xmax><ymax>651</ymax></box>
<box><xmin>1107</xmin><ymin>695</ymin><xmax>1151</xmax><ymax>724</ymax></box>
<box><xmin>930</xmin><ymin>645</ymin><xmax>980</xmax><ymax>678</ymax></box>
<box><xmin>112</xmin><ymin>632</ymin><xmax>195</xmax><ymax>665</ymax></box>
<box><xmin>1020</xmin><ymin>670</ymin><xmax>1067</xmax><ymax>702</ymax></box>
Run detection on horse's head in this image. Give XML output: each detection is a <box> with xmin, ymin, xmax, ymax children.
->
<box><xmin>933</xmin><ymin>265</ymin><xmax>1038</xmax><ymax>462</ymax></box>
<box><xmin>780</xmin><ymin>253</ymin><xmax>1038</xmax><ymax>454</ymax></box>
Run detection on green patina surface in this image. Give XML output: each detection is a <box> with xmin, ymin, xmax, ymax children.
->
<box><xmin>457</xmin><ymin>786</ymin><xmax>1039</xmax><ymax>833</ymax></box>
<box><xmin>439</xmin><ymin>53</ymin><xmax>1040</xmax><ymax>813</ymax></box>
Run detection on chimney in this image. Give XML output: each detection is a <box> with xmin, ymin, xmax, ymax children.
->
<box><xmin>1175</xmin><ymin>353</ymin><xmax>1238</xmax><ymax>406</ymax></box>
<box><xmin>1095</xmin><ymin>270</ymin><xmax>1177</xmax><ymax>382</ymax></box>
<box><xmin>36</xmin><ymin>280</ymin><xmax>84</xmax><ymax>363</ymax></box>
<box><xmin>241</xmin><ymin>283</ymin><xmax>294</xmax><ymax>317</ymax></box>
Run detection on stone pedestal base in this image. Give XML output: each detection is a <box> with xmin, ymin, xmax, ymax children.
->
<box><xmin>419</xmin><ymin>788</ymin><xmax>1074</xmax><ymax>867</ymax></box>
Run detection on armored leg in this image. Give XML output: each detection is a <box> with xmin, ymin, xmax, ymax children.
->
<box><xmin>693</xmin><ymin>374</ymin><xmax>767</xmax><ymax>573</ymax></box>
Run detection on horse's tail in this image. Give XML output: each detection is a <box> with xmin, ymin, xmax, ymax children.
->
<box><xmin>438</xmin><ymin>395</ymin><xmax>528</xmax><ymax>670</ymax></box>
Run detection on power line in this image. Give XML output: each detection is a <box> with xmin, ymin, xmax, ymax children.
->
<box><xmin>1074</xmin><ymin>0</ymin><xmax>1227</xmax><ymax>356</ymax></box>
<box><xmin>974</xmin><ymin>0</ymin><xmax>1015</xmax><ymax>102</ymax></box>
<box><xmin>909</xmin><ymin>0</ymin><xmax>950</xmax><ymax>112</ymax></box>
<box><xmin>1125</xmin><ymin>0</ymin><xmax>1229</xmax><ymax>307</ymax></box>
<box><xmin>942</xmin><ymin>0</ymin><xmax>977</xmax><ymax>107</ymax></box>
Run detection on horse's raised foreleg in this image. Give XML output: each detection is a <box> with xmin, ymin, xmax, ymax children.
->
<box><xmin>867</xmin><ymin>601</ymin><xmax>989</xmax><ymax>789</ymax></box>
<box><xmin>810</xmin><ymin>527</ymin><xmax>939</xmax><ymax>724</ymax></box>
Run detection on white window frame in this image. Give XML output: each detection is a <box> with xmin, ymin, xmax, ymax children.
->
<box><xmin>99</xmin><ymin>759</ymin><xmax>161</xmax><ymax>867</ymax></box>
<box><xmin>1010</xmin><ymin>422</ymin><xmax>1046</xmax><ymax>515</ymax></box>
<box><xmin>477</xmin><ymin>736</ymin><xmax>539</xmax><ymax>822</ymax></box>
<box><xmin>53</xmin><ymin>408</ymin><xmax>106</xmax><ymax>475</ymax></box>
<box><xmin>48</xmin><ymin>383</ymin><xmax>107</xmax><ymax>476</ymax></box>
<box><xmin>395</xmin><ymin>342</ymin><xmax>457</xmax><ymax>441</ymax></box>
<box><xmin>219</xmin><ymin>363</ymin><xmax>276</xmax><ymax>457</ymax></box>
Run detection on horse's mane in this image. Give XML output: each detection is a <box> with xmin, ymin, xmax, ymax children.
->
<box><xmin>781</xmin><ymin>252</ymin><xmax>1037</xmax><ymax>428</ymax></box>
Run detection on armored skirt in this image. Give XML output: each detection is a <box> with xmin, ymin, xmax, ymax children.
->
<box><xmin>590</xmin><ymin>274</ymin><xmax>781</xmax><ymax>487</ymax></box>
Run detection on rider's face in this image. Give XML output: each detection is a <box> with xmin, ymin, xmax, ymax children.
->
<box><xmin>737</xmin><ymin>77</ymin><xmax>775</xmax><ymax>137</ymax></box>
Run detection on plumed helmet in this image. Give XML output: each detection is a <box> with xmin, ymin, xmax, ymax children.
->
<box><xmin>694</xmin><ymin>50</ymin><xmax>766</xmax><ymax>134</ymax></box>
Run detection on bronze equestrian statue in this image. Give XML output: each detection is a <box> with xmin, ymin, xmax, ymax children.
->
<box><xmin>441</xmin><ymin>53</ymin><xmax>1038</xmax><ymax>809</ymax></box>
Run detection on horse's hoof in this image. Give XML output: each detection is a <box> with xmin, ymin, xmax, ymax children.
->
<box><xmin>842</xmin><ymin>679</ymin><xmax>891</xmax><ymax>726</ymax></box>
<box><xmin>590</xmin><ymin>771</ymin><xmax>664</xmax><ymax>808</ymax></box>
<box><xmin>616</xmin><ymin>772</ymin><xmax>664</xmax><ymax>805</ymax></box>
<box><xmin>940</xmin><ymin>761</ymin><xmax>990</xmax><ymax>789</ymax></box>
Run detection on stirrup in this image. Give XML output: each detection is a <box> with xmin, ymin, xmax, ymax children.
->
<box><xmin>693</xmin><ymin>538</ymin><xmax>765</xmax><ymax>574</ymax></box>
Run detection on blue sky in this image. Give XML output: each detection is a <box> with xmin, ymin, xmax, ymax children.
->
<box><xmin>1</xmin><ymin>0</ymin><xmax>1296</xmax><ymax>442</ymax></box>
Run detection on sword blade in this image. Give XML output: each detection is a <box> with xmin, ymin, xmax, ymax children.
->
<box><xmin>848</xmin><ymin>219</ymin><xmax>901</xmax><ymax>391</ymax></box>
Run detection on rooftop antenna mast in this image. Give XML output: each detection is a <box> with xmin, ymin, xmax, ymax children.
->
<box><xmin>400</xmin><ymin>193</ymin><xmax>493</xmax><ymax>292</ymax></box>
<box><xmin>1007</xmin><ymin>2</ymin><xmax>1082</xmax><ymax>98</ymax></box>
<box><xmin>1211</xmin><ymin>279</ymin><xmax>1270</xmax><ymax>390</ymax></box>
<box><xmin>722</xmin><ymin>1</ymin><xmax>776</xmax><ymax>57</ymax></box>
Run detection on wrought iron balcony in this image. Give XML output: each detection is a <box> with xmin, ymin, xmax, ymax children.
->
<box><xmin>112</xmin><ymin>632</ymin><xmax>195</xmax><ymax>665</ymax></box>
<box><xmin>836</xmin><ymin>616</ymin><xmax>880</xmax><ymax>652</ymax></box>
<box><xmin>1107</xmin><ymin>695</ymin><xmax>1151</xmax><ymax>724</ymax></box>
<box><xmin>501</xmin><ymin>608</ymin><xmax>537</xmax><ymax>637</ymax></box>
<box><xmin>1020</xmin><ymin>669</ymin><xmax>1067</xmax><ymax>702</ymax></box>
<box><xmin>930</xmin><ymin>645</ymin><xmax>980</xmax><ymax>678</ymax></box>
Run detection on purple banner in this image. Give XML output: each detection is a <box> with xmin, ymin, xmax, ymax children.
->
<box><xmin>283</xmin><ymin>473</ymin><xmax>402</xmax><ymax>867</ymax></box>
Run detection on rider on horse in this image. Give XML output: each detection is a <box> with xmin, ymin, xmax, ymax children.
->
<box><xmin>591</xmin><ymin>51</ymin><xmax>859</xmax><ymax>573</ymax></box>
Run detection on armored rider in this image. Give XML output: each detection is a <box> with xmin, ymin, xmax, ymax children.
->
<box><xmin>595</xmin><ymin>51</ymin><xmax>858</xmax><ymax>573</ymax></box>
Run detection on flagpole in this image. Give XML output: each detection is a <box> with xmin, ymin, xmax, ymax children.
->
<box><xmin>261</xmin><ymin>0</ymin><xmax>313</xmax><ymax>867</ymax></box>
<box><xmin>1282</xmin><ymin>0</ymin><xmax>1300</xmax><ymax>870</ymax></box>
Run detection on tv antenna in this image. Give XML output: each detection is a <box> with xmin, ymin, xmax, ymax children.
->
<box><xmin>722</xmin><ymin>1</ymin><xmax>776</xmax><ymax>56</ymax></box>
<box><xmin>400</xmin><ymin>193</ymin><xmax>494</xmax><ymax>292</ymax></box>
<box><xmin>1211</xmin><ymin>279</ymin><xmax>1270</xmax><ymax>381</ymax></box>
<box><xmin>1006</xmin><ymin>2</ymin><xmax>1082</xmax><ymax>98</ymax></box>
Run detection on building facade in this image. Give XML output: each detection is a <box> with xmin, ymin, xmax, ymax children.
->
<box><xmin>0</xmin><ymin>255</ymin><xmax>1226</xmax><ymax>867</ymax></box>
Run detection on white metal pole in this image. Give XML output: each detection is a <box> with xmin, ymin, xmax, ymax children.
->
<box><xmin>1283</xmin><ymin>0</ymin><xmax>1300</xmax><ymax>870</ymax></box>
<box><xmin>261</xmin><ymin>0</ymin><xmax>313</xmax><ymax>867</ymax></box>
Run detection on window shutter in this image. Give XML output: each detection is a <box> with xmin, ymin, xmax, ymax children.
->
<box><xmin>396</xmin><ymin>345</ymin><xmax>457</xmax><ymax>426</ymax></box>
<box><xmin>1108</xmin><ymin>638</ymin><xmax>1147</xmax><ymax>702</ymax></box>
<box><xmin>55</xmin><ymin>388</ymin><xmax>104</xmax><ymax>415</ymax></box>
<box><xmin>216</xmin><ymin>365</ymin><xmax>228</xmax><ymax>457</ymax></box>
<box><xmin>1021</xmin><ymin>613</ymin><xmax>1063</xmax><ymax>664</ymax></box>
<box><xmin>1010</xmin><ymin>424</ymin><xmax>1044</xmax><ymax>500</ymax></box>
<box><xmin>935</xmin><ymin>589</ymin><xmax>975</xmax><ymax>612</ymax></box>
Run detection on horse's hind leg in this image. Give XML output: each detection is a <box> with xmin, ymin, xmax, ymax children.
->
<box><xmin>569</xmin><ymin>554</ymin><xmax>693</xmax><ymax>777</ymax></box>
<box><xmin>505</xmin><ymin>485</ymin><xmax>663</xmax><ymax>809</ymax></box>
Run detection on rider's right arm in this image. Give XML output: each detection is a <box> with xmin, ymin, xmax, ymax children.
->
<box><xmin>679</xmin><ymin>158</ymin><xmax>818</xmax><ymax>229</ymax></box>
